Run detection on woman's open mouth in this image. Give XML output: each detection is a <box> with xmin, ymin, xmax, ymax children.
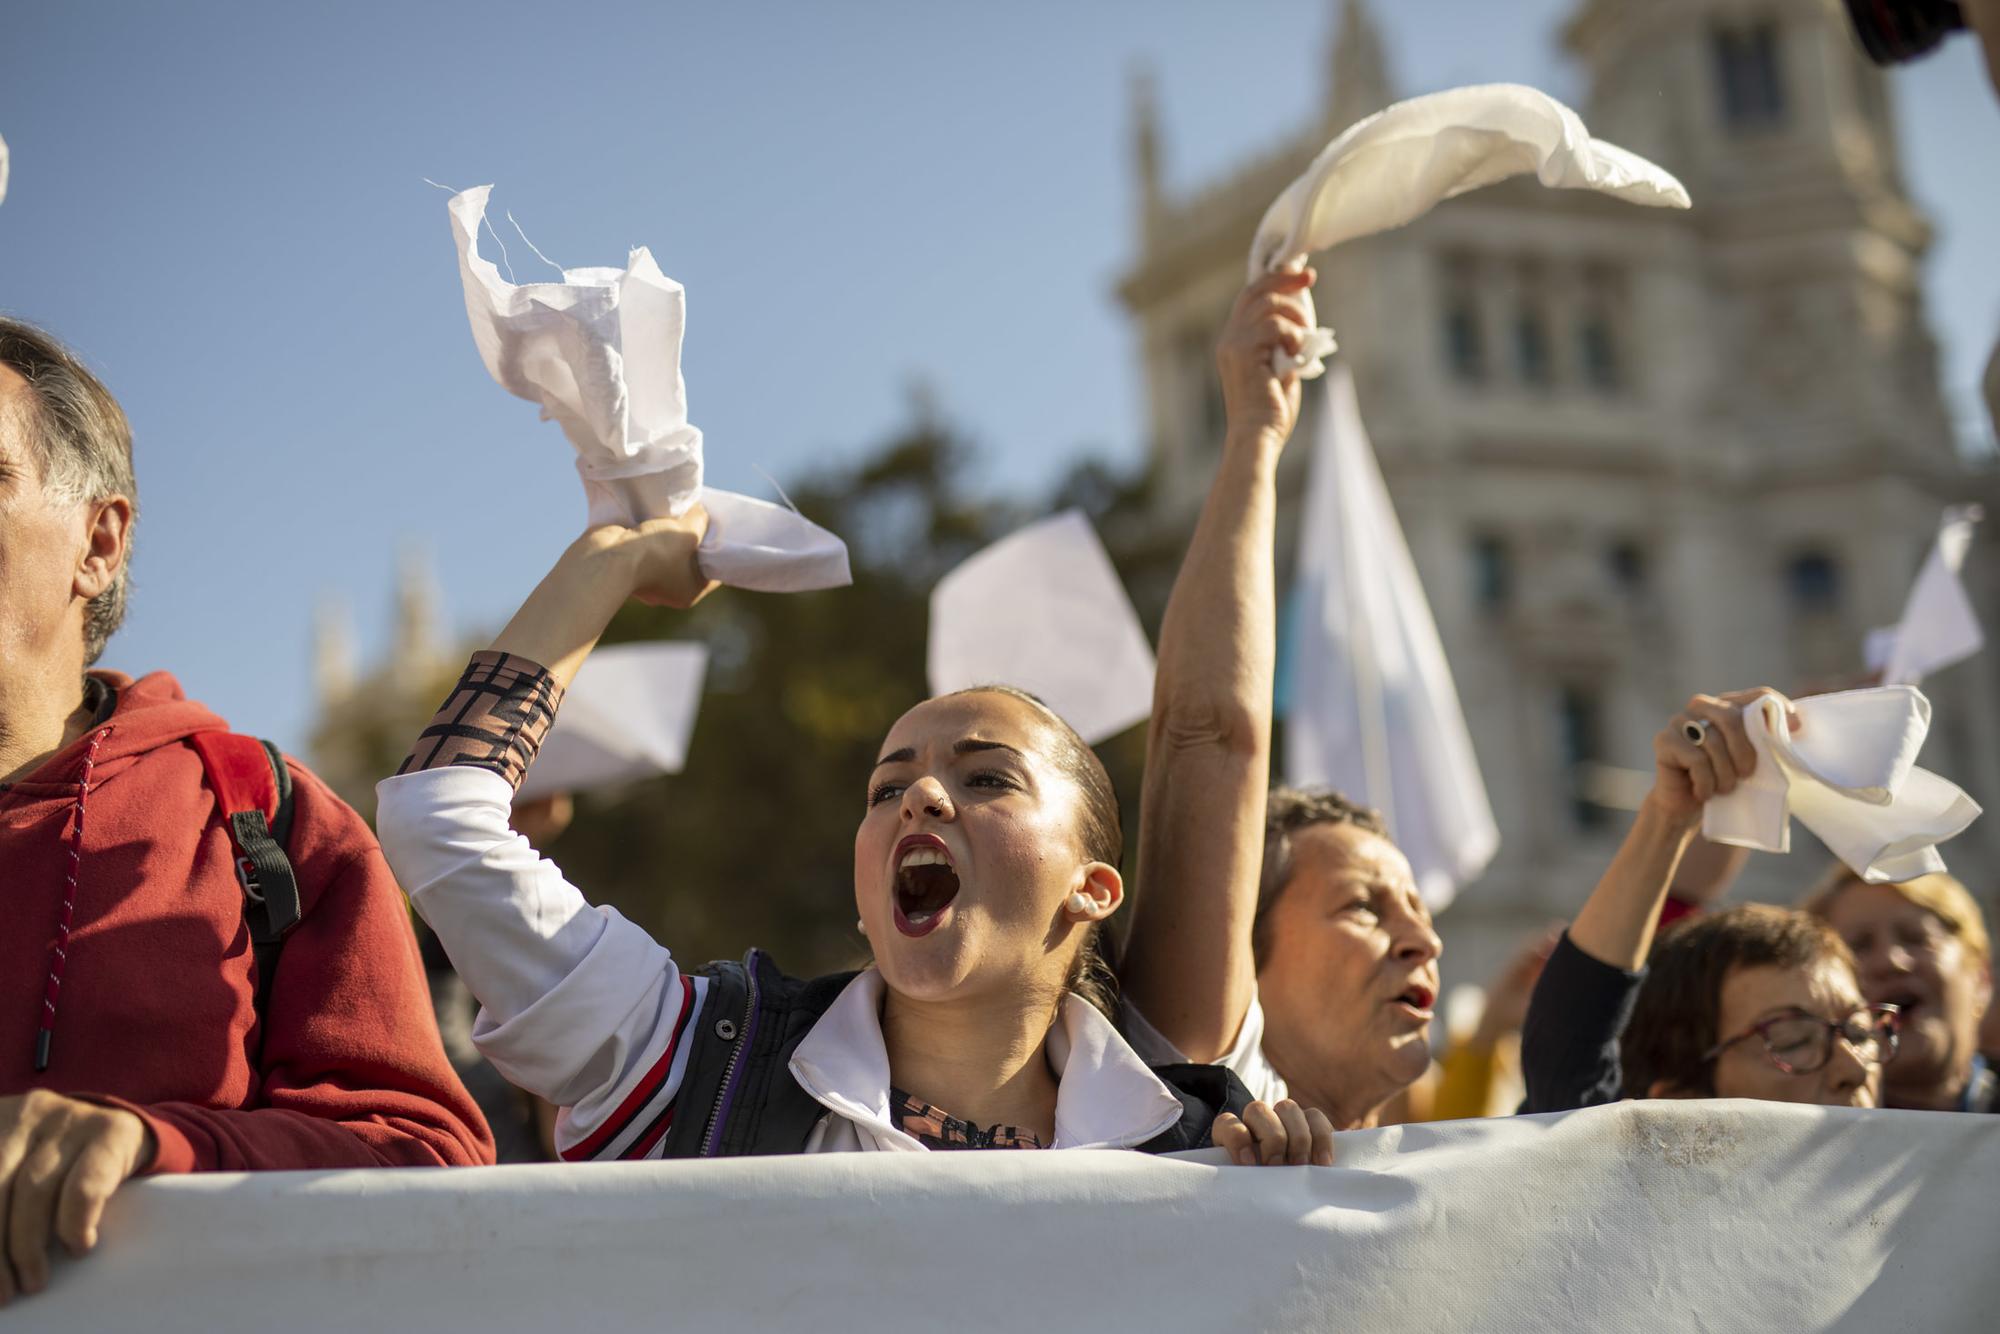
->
<box><xmin>893</xmin><ymin>835</ymin><xmax>961</xmax><ymax>938</ymax></box>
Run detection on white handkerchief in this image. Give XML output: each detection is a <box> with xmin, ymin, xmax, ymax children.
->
<box><xmin>1702</xmin><ymin>687</ymin><xmax>1980</xmax><ymax>883</ymax></box>
<box><xmin>927</xmin><ymin>510</ymin><xmax>1155</xmax><ymax>746</ymax></box>
<box><xmin>446</xmin><ymin>185</ymin><xmax>850</xmax><ymax>593</ymax></box>
<box><xmin>1865</xmin><ymin>505</ymin><xmax>1983</xmax><ymax>687</ymax></box>
<box><xmin>0</xmin><ymin>130</ymin><xmax>10</xmax><ymax>207</ymax></box>
<box><xmin>516</xmin><ymin>643</ymin><xmax>709</xmax><ymax>802</ymax></box>
<box><xmin>1248</xmin><ymin>84</ymin><xmax>1691</xmax><ymax>377</ymax></box>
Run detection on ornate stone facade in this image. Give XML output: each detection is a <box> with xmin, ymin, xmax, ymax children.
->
<box><xmin>1118</xmin><ymin>0</ymin><xmax>1999</xmax><ymax>985</ymax></box>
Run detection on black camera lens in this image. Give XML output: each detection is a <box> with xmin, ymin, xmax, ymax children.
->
<box><xmin>1844</xmin><ymin>0</ymin><xmax>1968</xmax><ymax>65</ymax></box>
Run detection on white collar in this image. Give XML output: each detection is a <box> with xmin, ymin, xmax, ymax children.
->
<box><xmin>787</xmin><ymin>968</ymin><xmax>1187</xmax><ymax>1151</ymax></box>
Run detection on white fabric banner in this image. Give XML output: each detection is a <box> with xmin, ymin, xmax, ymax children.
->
<box><xmin>1285</xmin><ymin>366</ymin><xmax>1498</xmax><ymax>908</ymax></box>
<box><xmin>19</xmin><ymin>1103</ymin><xmax>1997</xmax><ymax>1333</ymax></box>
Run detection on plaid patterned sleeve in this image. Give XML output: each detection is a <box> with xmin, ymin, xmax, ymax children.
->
<box><xmin>397</xmin><ymin>651</ymin><xmax>565</xmax><ymax>789</ymax></box>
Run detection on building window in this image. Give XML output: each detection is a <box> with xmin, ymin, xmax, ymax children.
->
<box><xmin>1558</xmin><ymin>686</ymin><xmax>1607</xmax><ymax>830</ymax></box>
<box><xmin>1514</xmin><ymin>305</ymin><xmax>1553</xmax><ymax>387</ymax></box>
<box><xmin>1578</xmin><ymin>312</ymin><xmax>1620</xmax><ymax>391</ymax></box>
<box><xmin>1607</xmin><ymin>539</ymin><xmax>1647</xmax><ymax>593</ymax></box>
<box><xmin>1471</xmin><ymin>534</ymin><xmax>1511</xmax><ymax>610</ymax></box>
<box><xmin>1786</xmin><ymin>550</ymin><xmax>1842</xmax><ymax>612</ymax></box>
<box><xmin>1713</xmin><ymin>22</ymin><xmax>1787</xmax><ymax>131</ymax></box>
<box><xmin>1445</xmin><ymin>298</ymin><xmax>1486</xmax><ymax>383</ymax></box>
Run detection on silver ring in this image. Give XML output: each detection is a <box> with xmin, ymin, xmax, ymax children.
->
<box><xmin>1683</xmin><ymin>719</ymin><xmax>1714</xmax><ymax>748</ymax></box>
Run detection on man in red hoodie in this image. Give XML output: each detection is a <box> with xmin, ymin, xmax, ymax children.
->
<box><xmin>0</xmin><ymin>318</ymin><xmax>493</xmax><ymax>1304</ymax></box>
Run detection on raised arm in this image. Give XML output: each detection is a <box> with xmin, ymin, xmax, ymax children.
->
<box><xmin>375</xmin><ymin>513</ymin><xmax>716</xmax><ymax>1161</ymax></box>
<box><xmin>1121</xmin><ymin>268</ymin><xmax>1312</xmax><ymax>1063</ymax></box>
<box><xmin>1521</xmin><ymin>688</ymin><xmax>1793</xmax><ymax>1111</ymax></box>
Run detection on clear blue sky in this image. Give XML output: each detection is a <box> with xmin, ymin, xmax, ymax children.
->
<box><xmin>3</xmin><ymin>1</ymin><xmax>1996</xmax><ymax>753</ymax></box>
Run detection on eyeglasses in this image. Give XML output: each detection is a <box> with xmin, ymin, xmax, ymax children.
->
<box><xmin>1703</xmin><ymin>1005</ymin><xmax>1901</xmax><ymax>1076</ymax></box>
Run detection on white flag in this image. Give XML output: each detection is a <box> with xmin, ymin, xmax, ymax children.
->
<box><xmin>1284</xmin><ymin>366</ymin><xmax>1497</xmax><ymax>908</ymax></box>
<box><xmin>1865</xmin><ymin>505</ymin><xmax>1983</xmax><ymax>687</ymax></box>
<box><xmin>516</xmin><ymin>642</ymin><xmax>709</xmax><ymax>801</ymax></box>
<box><xmin>928</xmin><ymin>510</ymin><xmax>1155</xmax><ymax>746</ymax></box>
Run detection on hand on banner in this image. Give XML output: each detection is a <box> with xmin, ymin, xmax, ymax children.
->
<box><xmin>1216</xmin><ymin>266</ymin><xmax>1313</xmax><ymax>452</ymax></box>
<box><xmin>0</xmin><ymin>1091</ymin><xmax>152</xmax><ymax>1304</ymax></box>
<box><xmin>1212</xmin><ymin>1098</ymin><xmax>1336</xmax><ymax>1167</ymax></box>
<box><xmin>1649</xmin><ymin>689</ymin><xmax>1797</xmax><ymax>828</ymax></box>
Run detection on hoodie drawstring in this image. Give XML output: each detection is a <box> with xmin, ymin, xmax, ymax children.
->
<box><xmin>36</xmin><ymin>727</ymin><xmax>109</xmax><ymax>1073</ymax></box>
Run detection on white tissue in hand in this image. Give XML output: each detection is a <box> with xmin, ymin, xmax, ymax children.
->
<box><xmin>928</xmin><ymin>510</ymin><xmax>1155</xmax><ymax>745</ymax></box>
<box><xmin>446</xmin><ymin>185</ymin><xmax>850</xmax><ymax>592</ymax></box>
<box><xmin>515</xmin><ymin>643</ymin><xmax>708</xmax><ymax>802</ymax></box>
<box><xmin>1702</xmin><ymin>687</ymin><xmax>1980</xmax><ymax>883</ymax></box>
<box><xmin>1249</xmin><ymin>84</ymin><xmax>1691</xmax><ymax>377</ymax></box>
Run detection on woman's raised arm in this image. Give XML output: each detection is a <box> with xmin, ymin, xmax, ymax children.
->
<box><xmin>1120</xmin><ymin>269</ymin><xmax>1311</xmax><ymax>1063</ymax></box>
<box><xmin>374</xmin><ymin>511</ymin><xmax>717</xmax><ymax>1161</ymax></box>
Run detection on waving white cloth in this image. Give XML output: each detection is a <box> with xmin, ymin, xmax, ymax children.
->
<box><xmin>1249</xmin><ymin>84</ymin><xmax>1692</xmax><ymax>377</ymax></box>
<box><xmin>1865</xmin><ymin>506</ymin><xmax>1984</xmax><ymax>687</ymax></box>
<box><xmin>446</xmin><ymin>186</ymin><xmax>850</xmax><ymax>593</ymax></box>
<box><xmin>515</xmin><ymin>643</ymin><xmax>709</xmax><ymax>802</ymax></box>
<box><xmin>0</xmin><ymin>130</ymin><xmax>10</xmax><ymax>207</ymax></box>
<box><xmin>928</xmin><ymin>510</ymin><xmax>1155</xmax><ymax>745</ymax></box>
<box><xmin>1703</xmin><ymin>688</ymin><xmax>1980</xmax><ymax>883</ymax></box>
<box><xmin>1284</xmin><ymin>366</ymin><xmax>1497</xmax><ymax>909</ymax></box>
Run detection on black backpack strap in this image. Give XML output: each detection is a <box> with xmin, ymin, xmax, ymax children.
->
<box><xmin>189</xmin><ymin>733</ymin><xmax>302</xmax><ymax>1033</ymax></box>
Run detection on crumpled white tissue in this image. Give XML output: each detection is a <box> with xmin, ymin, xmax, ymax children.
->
<box><xmin>516</xmin><ymin>642</ymin><xmax>709</xmax><ymax>802</ymax></box>
<box><xmin>446</xmin><ymin>185</ymin><xmax>850</xmax><ymax>593</ymax></box>
<box><xmin>1248</xmin><ymin>84</ymin><xmax>1692</xmax><ymax>377</ymax></box>
<box><xmin>1703</xmin><ymin>687</ymin><xmax>1980</xmax><ymax>883</ymax></box>
<box><xmin>928</xmin><ymin>510</ymin><xmax>1155</xmax><ymax>746</ymax></box>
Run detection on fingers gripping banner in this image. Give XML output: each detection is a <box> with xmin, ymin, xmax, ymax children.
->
<box><xmin>20</xmin><ymin>1103</ymin><xmax>1999</xmax><ymax>1332</ymax></box>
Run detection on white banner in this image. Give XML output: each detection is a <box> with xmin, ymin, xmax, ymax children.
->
<box><xmin>19</xmin><ymin>1102</ymin><xmax>1997</xmax><ymax>1332</ymax></box>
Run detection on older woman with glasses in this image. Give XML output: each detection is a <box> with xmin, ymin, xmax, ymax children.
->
<box><xmin>1805</xmin><ymin>869</ymin><xmax>1995</xmax><ymax>1113</ymax></box>
<box><xmin>1520</xmin><ymin>690</ymin><xmax>1897</xmax><ymax>1110</ymax></box>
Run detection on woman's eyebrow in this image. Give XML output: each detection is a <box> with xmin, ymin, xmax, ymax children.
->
<box><xmin>872</xmin><ymin>739</ymin><xmax>1027</xmax><ymax>770</ymax></box>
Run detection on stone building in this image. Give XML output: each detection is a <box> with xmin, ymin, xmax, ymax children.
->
<box><xmin>1117</xmin><ymin>0</ymin><xmax>2000</xmax><ymax>985</ymax></box>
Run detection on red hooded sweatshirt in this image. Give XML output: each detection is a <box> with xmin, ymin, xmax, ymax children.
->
<box><xmin>0</xmin><ymin>671</ymin><xmax>494</xmax><ymax>1172</ymax></box>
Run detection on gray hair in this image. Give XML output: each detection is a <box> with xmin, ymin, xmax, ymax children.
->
<box><xmin>1254</xmin><ymin>786</ymin><xmax>1391</xmax><ymax>967</ymax></box>
<box><xmin>0</xmin><ymin>318</ymin><xmax>137</xmax><ymax>665</ymax></box>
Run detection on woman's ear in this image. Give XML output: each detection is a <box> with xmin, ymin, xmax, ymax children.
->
<box><xmin>1069</xmin><ymin>864</ymin><xmax>1123</xmax><ymax>921</ymax></box>
<box><xmin>72</xmin><ymin>494</ymin><xmax>133</xmax><ymax>601</ymax></box>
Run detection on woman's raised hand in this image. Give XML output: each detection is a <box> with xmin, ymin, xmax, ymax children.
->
<box><xmin>489</xmin><ymin>506</ymin><xmax>719</xmax><ymax>690</ymax></box>
<box><xmin>1648</xmin><ymin>689</ymin><xmax>1799</xmax><ymax>828</ymax></box>
<box><xmin>577</xmin><ymin>506</ymin><xmax>719</xmax><ymax>610</ymax></box>
<box><xmin>1215</xmin><ymin>265</ymin><xmax>1315</xmax><ymax>452</ymax></box>
<box><xmin>1213</xmin><ymin>1098</ymin><xmax>1336</xmax><ymax>1168</ymax></box>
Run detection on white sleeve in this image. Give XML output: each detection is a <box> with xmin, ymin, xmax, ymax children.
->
<box><xmin>1121</xmin><ymin>990</ymin><xmax>1290</xmax><ymax>1106</ymax></box>
<box><xmin>375</xmin><ymin>766</ymin><xmax>707</xmax><ymax>1161</ymax></box>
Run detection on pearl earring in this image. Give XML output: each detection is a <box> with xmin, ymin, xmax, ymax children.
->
<box><xmin>856</xmin><ymin>918</ymin><xmax>867</xmax><ymax>933</ymax></box>
<box><xmin>1066</xmin><ymin>891</ymin><xmax>1092</xmax><ymax>916</ymax></box>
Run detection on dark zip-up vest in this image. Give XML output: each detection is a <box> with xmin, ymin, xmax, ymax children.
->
<box><xmin>660</xmin><ymin>950</ymin><xmax>1251</xmax><ymax>1157</ymax></box>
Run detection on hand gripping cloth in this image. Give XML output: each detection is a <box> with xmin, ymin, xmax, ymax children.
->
<box><xmin>1702</xmin><ymin>686</ymin><xmax>1981</xmax><ymax>883</ymax></box>
<box><xmin>447</xmin><ymin>185</ymin><xmax>851</xmax><ymax>593</ymax></box>
<box><xmin>1248</xmin><ymin>84</ymin><xmax>1692</xmax><ymax>377</ymax></box>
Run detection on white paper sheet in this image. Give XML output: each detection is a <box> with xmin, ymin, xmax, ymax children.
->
<box><xmin>1865</xmin><ymin>505</ymin><xmax>1983</xmax><ymax>686</ymax></box>
<box><xmin>1248</xmin><ymin>84</ymin><xmax>1691</xmax><ymax>377</ymax></box>
<box><xmin>1703</xmin><ymin>686</ymin><xmax>1980</xmax><ymax>882</ymax></box>
<box><xmin>514</xmin><ymin>642</ymin><xmax>709</xmax><ymax>801</ymax></box>
<box><xmin>927</xmin><ymin>510</ymin><xmax>1155</xmax><ymax>745</ymax></box>
<box><xmin>445</xmin><ymin>185</ymin><xmax>850</xmax><ymax>592</ymax></box>
<box><xmin>24</xmin><ymin>1103</ymin><xmax>2000</xmax><ymax>1334</ymax></box>
<box><xmin>1284</xmin><ymin>366</ymin><xmax>1497</xmax><ymax>909</ymax></box>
